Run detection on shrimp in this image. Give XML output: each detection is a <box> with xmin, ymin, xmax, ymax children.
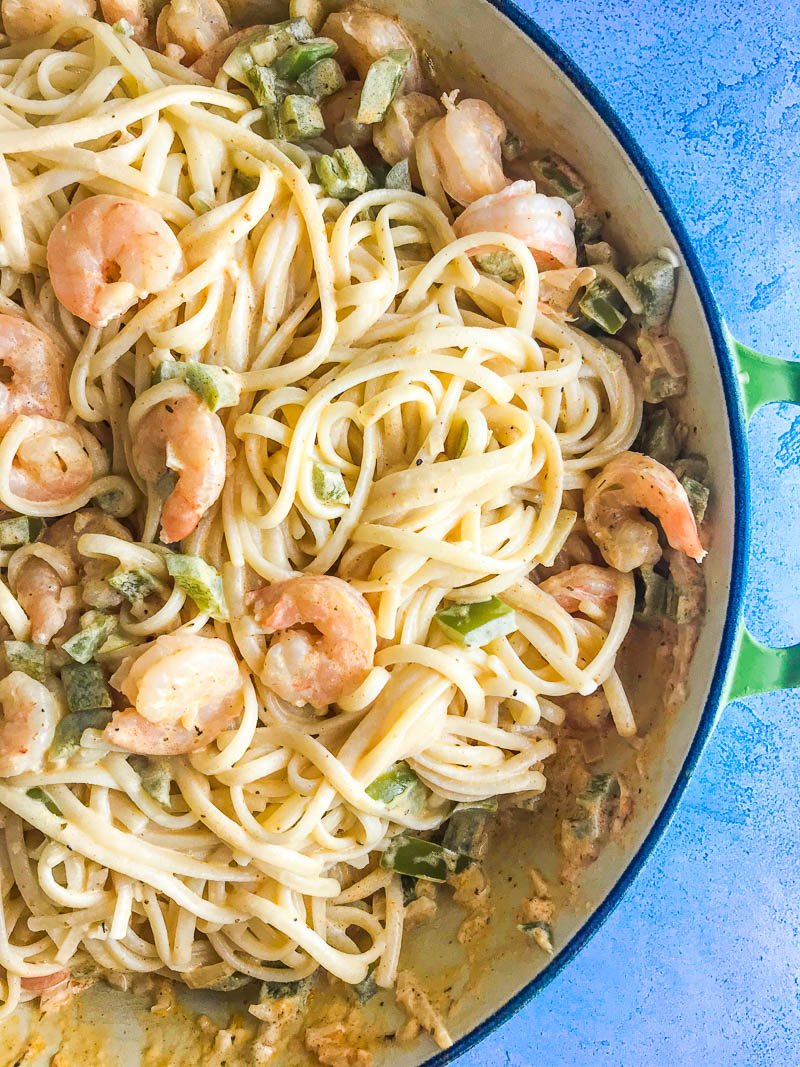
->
<box><xmin>156</xmin><ymin>0</ymin><xmax>229</xmax><ymax>66</ymax></box>
<box><xmin>16</xmin><ymin>508</ymin><xmax>132</xmax><ymax>646</ymax></box>
<box><xmin>248</xmin><ymin>574</ymin><xmax>377</xmax><ymax>708</ymax></box>
<box><xmin>0</xmin><ymin>671</ymin><xmax>60</xmax><ymax>777</ymax></box>
<box><xmin>426</xmin><ymin>96</ymin><xmax>508</xmax><ymax>206</ymax></box>
<box><xmin>99</xmin><ymin>0</ymin><xmax>151</xmax><ymax>44</ymax></box>
<box><xmin>132</xmin><ymin>394</ymin><xmax>226</xmax><ymax>544</ymax></box>
<box><xmin>373</xmin><ymin>91</ymin><xmax>442</xmax><ymax>167</ymax></box>
<box><xmin>321</xmin><ymin>83</ymin><xmax>372</xmax><ymax>149</ymax></box>
<box><xmin>0</xmin><ymin>0</ymin><xmax>94</xmax><ymax>40</ymax></box>
<box><xmin>21</xmin><ymin>970</ymin><xmax>70</xmax><ymax>994</ymax></box>
<box><xmin>9</xmin><ymin>417</ymin><xmax>94</xmax><ymax>504</ymax></box>
<box><xmin>453</xmin><ymin>180</ymin><xmax>577</xmax><ymax>270</ymax></box>
<box><xmin>584</xmin><ymin>451</ymin><xmax>705</xmax><ymax>572</ymax></box>
<box><xmin>103</xmin><ymin>633</ymin><xmax>243</xmax><ymax>755</ymax></box>
<box><xmin>321</xmin><ymin>4</ymin><xmax>424</xmax><ymax>91</ymax></box>
<box><xmin>539</xmin><ymin>564</ymin><xmax>619</xmax><ymax>616</ymax></box>
<box><xmin>0</xmin><ymin>315</ymin><xmax>70</xmax><ymax>435</ymax></box>
<box><xmin>46</xmin><ymin>195</ymin><xmax>183</xmax><ymax>329</ymax></box>
<box><xmin>189</xmin><ymin>23</ymin><xmax>269</xmax><ymax>79</ymax></box>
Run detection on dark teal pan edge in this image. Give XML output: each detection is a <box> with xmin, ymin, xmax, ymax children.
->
<box><xmin>418</xmin><ymin>2</ymin><xmax>751</xmax><ymax>1063</ymax></box>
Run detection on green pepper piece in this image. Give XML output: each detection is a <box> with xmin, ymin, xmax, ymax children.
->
<box><xmin>4</xmin><ymin>640</ymin><xmax>47</xmax><ymax>681</ymax></box>
<box><xmin>380</xmin><ymin>834</ymin><xmax>470</xmax><ymax>882</ymax></box>
<box><xmin>474</xmin><ymin>250</ymin><xmax>521</xmax><ymax>283</ymax></box>
<box><xmin>279</xmin><ymin>94</ymin><xmax>325</xmax><ymax>141</ymax></box>
<box><xmin>234</xmin><ymin>170</ymin><xmax>260</xmax><ymax>194</ymax></box>
<box><xmin>112</xmin><ymin>18</ymin><xmax>134</xmax><ymax>36</ymax></box>
<box><xmin>578</xmin><ymin>278</ymin><xmax>627</xmax><ymax>335</ymax></box>
<box><xmin>627</xmin><ymin>257</ymin><xmax>676</xmax><ymax>329</ymax></box>
<box><xmin>640</xmin><ymin>406</ymin><xmax>679</xmax><ymax>466</ymax></box>
<box><xmin>0</xmin><ymin>515</ymin><xmax>43</xmax><ymax>547</ymax></box>
<box><xmin>518</xmin><ymin>921</ymin><xmax>554</xmax><ymax>954</ymax></box>
<box><xmin>26</xmin><ymin>787</ymin><xmax>63</xmax><ymax>817</ymax></box>
<box><xmin>634</xmin><ymin>566</ymin><xmax>668</xmax><ymax>628</ymax></box>
<box><xmin>385</xmin><ymin>157</ymin><xmax>412</xmax><ymax>191</ymax></box>
<box><xmin>108</xmin><ymin>567</ymin><xmax>159</xmax><ymax>605</ymax></box>
<box><xmin>569</xmin><ymin>773</ymin><xmax>621</xmax><ymax>841</ymax></box>
<box><xmin>51</xmin><ymin>709</ymin><xmax>113</xmax><ymax>758</ymax></box>
<box><xmin>297</xmin><ymin>55</ymin><xmax>345</xmax><ymax>99</ymax></box>
<box><xmin>311</xmin><ymin>462</ymin><xmax>350</xmax><ymax>504</ymax></box>
<box><xmin>356</xmin><ymin>49</ymin><xmax>411</xmax><ymax>124</ymax></box>
<box><xmin>129</xmin><ymin>755</ymin><xmax>172</xmax><ymax>806</ymax></box>
<box><xmin>165</xmin><ymin>552</ymin><xmax>227</xmax><ymax>620</ymax></box>
<box><xmin>365</xmin><ymin>762</ymin><xmax>419</xmax><ymax>804</ymax></box>
<box><xmin>679</xmin><ymin>475</ymin><xmax>710</xmax><ymax>524</ymax></box>
<box><xmin>61</xmin><ymin>662</ymin><xmax>112</xmax><ymax>714</ymax></box>
<box><xmin>273</xmin><ymin>37</ymin><xmax>337</xmax><ymax>80</ymax></box>
<box><xmin>453</xmin><ymin>421</ymin><xmax>469</xmax><ymax>459</ymax></box>
<box><xmin>434</xmin><ymin>597</ymin><xmax>516</xmax><ymax>647</ymax></box>
<box><xmin>314</xmin><ymin>145</ymin><xmax>371</xmax><ymax>201</ymax></box>
<box><xmin>259</xmin><ymin>977</ymin><xmax>310</xmax><ymax>1001</ymax></box>
<box><xmin>353</xmin><ymin>963</ymin><xmax>379</xmax><ymax>1004</ymax></box>
<box><xmin>152</xmin><ymin>361</ymin><xmax>240</xmax><ymax>412</ymax></box>
<box><xmin>442</xmin><ymin>799</ymin><xmax>496</xmax><ymax>858</ymax></box>
<box><xmin>574</xmin><ymin>214</ymin><xmax>603</xmax><ymax>246</ymax></box>
<box><xmin>62</xmin><ymin>614</ymin><xmax>117</xmax><ymax>665</ymax></box>
<box><xmin>530</xmin><ymin>154</ymin><xmax>583</xmax><ymax>207</ymax></box>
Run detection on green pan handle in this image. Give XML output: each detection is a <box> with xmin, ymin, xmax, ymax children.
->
<box><xmin>724</xmin><ymin>333</ymin><xmax>800</xmax><ymax>701</ymax></box>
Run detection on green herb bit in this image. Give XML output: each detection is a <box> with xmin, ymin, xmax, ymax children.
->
<box><xmin>385</xmin><ymin>157</ymin><xmax>412</xmax><ymax>191</ymax></box>
<box><xmin>93</xmin><ymin>488</ymin><xmax>130</xmax><ymax>518</ymax></box>
<box><xmin>273</xmin><ymin>37</ymin><xmax>337</xmax><ymax>80</ymax></box>
<box><xmin>62</xmin><ymin>614</ymin><xmax>116</xmax><ymax>665</ymax></box>
<box><xmin>152</xmin><ymin>360</ymin><xmax>240</xmax><ymax>412</ymax></box>
<box><xmin>108</xmin><ymin>567</ymin><xmax>159</xmax><ymax>605</ymax></box>
<box><xmin>627</xmin><ymin>257</ymin><xmax>676</xmax><ymax>329</ymax></box>
<box><xmin>61</xmin><ymin>662</ymin><xmax>113</xmax><ymax>714</ymax></box>
<box><xmin>453</xmin><ymin>421</ymin><xmax>469</xmax><ymax>459</ymax></box>
<box><xmin>0</xmin><ymin>515</ymin><xmax>42</xmax><ymax>548</ymax></box>
<box><xmin>518</xmin><ymin>921</ymin><xmax>554</xmax><ymax>954</ymax></box>
<box><xmin>112</xmin><ymin>18</ymin><xmax>134</xmax><ymax>36</ymax></box>
<box><xmin>314</xmin><ymin>145</ymin><xmax>371</xmax><ymax>201</ymax></box>
<box><xmin>357</xmin><ymin>49</ymin><xmax>411</xmax><ymax>124</ymax></box>
<box><xmin>474</xmin><ymin>250</ymin><xmax>521</xmax><ymax>283</ymax></box>
<box><xmin>311</xmin><ymin>462</ymin><xmax>350</xmax><ymax>504</ymax></box>
<box><xmin>279</xmin><ymin>94</ymin><xmax>325</xmax><ymax>141</ymax></box>
<box><xmin>129</xmin><ymin>755</ymin><xmax>172</xmax><ymax>806</ymax></box>
<box><xmin>578</xmin><ymin>278</ymin><xmax>627</xmax><ymax>335</ymax></box>
<box><xmin>4</xmin><ymin>640</ymin><xmax>47</xmax><ymax>681</ymax></box>
<box><xmin>297</xmin><ymin>55</ymin><xmax>345</xmax><ymax>99</ymax></box>
<box><xmin>165</xmin><ymin>552</ymin><xmax>227</xmax><ymax>620</ymax></box>
<box><xmin>530</xmin><ymin>154</ymin><xmax>584</xmax><ymax>207</ymax></box>
<box><xmin>51</xmin><ymin>709</ymin><xmax>113</xmax><ymax>758</ymax></box>
<box><xmin>634</xmin><ymin>566</ymin><xmax>668</xmax><ymax>628</ymax></box>
<box><xmin>26</xmin><ymin>787</ymin><xmax>63</xmax><ymax>817</ymax></box>
<box><xmin>259</xmin><ymin>977</ymin><xmax>310</xmax><ymax>1001</ymax></box>
<box><xmin>640</xmin><ymin>406</ymin><xmax>679</xmax><ymax>467</ymax></box>
<box><xmin>365</xmin><ymin>762</ymin><xmax>419</xmax><ymax>805</ymax></box>
<box><xmin>380</xmin><ymin>834</ymin><xmax>469</xmax><ymax>882</ymax></box>
<box><xmin>434</xmin><ymin>597</ymin><xmax>516</xmax><ymax>647</ymax></box>
<box><xmin>574</xmin><ymin>214</ymin><xmax>603</xmax><ymax>246</ymax></box>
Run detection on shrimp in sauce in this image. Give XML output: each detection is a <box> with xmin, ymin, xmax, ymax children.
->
<box><xmin>0</xmin><ymin>671</ymin><xmax>60</xmax><ymax>777</ymax></box>
<box><xmin>46</xmin><ymin>195</ymin><xmax>183</xmax><ymax>329</ymax></box>
<box><xmin>156</xmin><ymin>0</ymin><xmax>229</xmax><ymax>65</ymax></box>
<box><xmin>539</xmin><ymin>564</ymin><xmax>620</xmax><ymax>618</ymax></box>
<box><xmin>322</xmin><ymin>4</ymin><xmax>423</xmax><ymax>90</ymax></box>
<box><xmin>99</xmin><ymin>0</ymin><xmax>152</xmax><ymax>44</ymax></box>
<box><xmin>0</xmin><ymin>315</ymin><xmax>70</xmax><ymax>434</ymax></box>
<box><xmin>9</xmin><ymin>417</ymin><xmax>95</xmax><ymax>504</ymax></box>
<box><xmin>373</xmin><ymin>91</ymin><xmax>442</xmax><ymax>167</ymax></box>
<box><xmin>584</xmin><ymin>451</ymin><xmax>705</xmax><ymax>572</ymax></box>
<box><xmin>426</xmin><ymin>96</ymin><xmax>508</xmax><ymax>207</ymax></box>
<box><xmin>248</xmin><ymin>574</ymin><xmax>377</xmax><ymax>708</ymax></box>
<box><xmin>104</xmin><ymin>633</ymin><xmax>243</xmax><ymax>755</ymax></box>
<box><xmin>454</xmin><ymin>180</ymin><xmax>577</xmax><ymax>269</ymax></box>
<box><xmin>132</xmin><ymin>394</ymin><xmax>226</xmax><ymax>544</ymax></box>
<box><xmin>0</xmin><ymin>0</ymin><xmax>94</xmax><ymax>40</ymax></box>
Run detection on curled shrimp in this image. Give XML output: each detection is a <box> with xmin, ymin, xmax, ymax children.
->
<box><xmin>584</xmin><ymin>451</ymin><xmax>705</xmax><ymax>572</ymax></box>
<box><xmin>46</xmin><ymin>195</ymin><xmax>183</xmax><ymax>329</ymax></box>
<box><xmin>132</xmin><ymin>394</ymin><xmax>226</xmax><ymax>544</ymax></box>
<box><xmin>373</xmin><ymin>91</ymin><xmax>442</xmax><ymax>167</ymax></box>
<box><xmin>0</xmin><ymin>671</ymin><xmax>60</xmax><ymax>777</ymax></box>
<box><xmin>8</xmin><ymin>417</ymin><xmax>95</xmax><ymax>505</ymax></box>
<box><xmin>0</xmin><ymin>315</ymin><xmax>70</xmax><ymax>435</ymax></box>
<box><xmin>0</xmin><ymin>0</ymin><xmax>94</xmax><ymax>39</ymax></box>
<box><xmin>539</xmin><ymin>564</ymin><xmax>619</xmax><ymax>617</ymax></box>
<box><xmin>16</xmin><ymin>508</ymin><xmax>132</xmax><ymax>646</ymax></box>
<box><xmin>104</xmin><ymin>633</ymin><xmax>243</xmax><ymax>755</ymax></box>
<box><xmin>453</xmin><ymin>180</ymin><xmax>577</xmax><ymax>269</ymax></box>
<box><xmin>248</xmin><ymin>574</ymin><xmax>377</xmax><ymax>708</ymax></box>
<box><xmin>322</xmin><ymin>4</ymin><xmax>424</xmax><ymax>90</ymax></box>
<box><xmin>156</xmin><ymin>0</ymin><xmax>229</xmax><ymax>65</ymax></box>
<box><xmin>426</xmin><ymin>96</ymin><xmax>508</xmax><ymax>206</ymax></box>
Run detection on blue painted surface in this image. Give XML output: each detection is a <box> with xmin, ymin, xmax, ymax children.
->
<box><xmin>458</xmin><ymin>2</ymin><xmax>800</xmax><ymax>1064</ymax></box>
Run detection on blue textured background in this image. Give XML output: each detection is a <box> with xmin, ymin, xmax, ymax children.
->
<box><xmin>460</xmin><ymin>1</ymin><xmax>800</xmax><ymax>1064</ymax></box>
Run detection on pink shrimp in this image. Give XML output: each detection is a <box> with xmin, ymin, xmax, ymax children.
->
<box><xmin>156</xmin><ymin>0</ymin><xmax>230</xmax><ymax>66</ymax></box>
<box><xmin>21</xmin><ymin>970</ymin><xmax>70</xmax><ymax>993</ymax></box>
<box><xmin>584</xmin><ymin>451</ymin><xmax>705</xmax><ymax>572</ymax></box>
<box><xmin>9</xmin><ymin>417</ymin><xmax>94</xmax><ymax>504</ymax></box>
<box><xmin>539</xmin><ymin>564</ymin><xmax>620</xmax><ymax>616</ymax></box>
<box><xmin>321</xmin><ymin>4</ymin><xmax>424</xmax><ymax>90</ymax></box>
<box><xmin>103</xmin><ymin>633</ymin><xmax>243</xmax><ymax>755</ymax></box>
<box><xmin>248</xmin><ymin>574</ymin><xmax>377</xmax><ymax>708</ymax></box>
<box><xmin>47</xmin><ymin>195</ymin><xmax>183</xmax><ymax>328</ymax></box>
<box><xmin>0</xmin><ymin>315</ymin><xmax>70</xmax><ymax>435</ymax></box>
<box><xmin>453</xmin><ymin>180</ymin><xmax>577</xmax><ymax>269</ymax></box>
<box><xmin>427</xmin><ymin>96</ymin><xmax>508</xmax><ymax>206</ymax></box>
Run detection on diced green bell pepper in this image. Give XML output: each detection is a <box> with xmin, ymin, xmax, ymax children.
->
<box><xmin>501</xmin><ymin>131</ymin><xmax>523</xmax><ymax>162</ymax></box>
<box><xmin>679</xmin><ymin>475</ymin><xmax>710</xmax><ymax>524</ymax></box>
<box><xmin>61</xmin><ymin>662</ymin><xmax>112</xmax><ymax>714</ymax></box>
<box><xmin>640</xmin><ymin>406</ymin><xmax>679</xmax><ymax>466</ymax></box>
<box><xmin>152</xmin><ymin>361</ymin><xmax>240</xmax><ymax>412</ymax></box>
<box><xmin>530</xmin><ymin>155</ymin><xmax>583</xmax><ymax>207</ymax></box>
<box><xmin>26</xmin><ymin>787</ymin><xmax>63</xmax><ymax>817</ymax></box>
<box><xmin>51</xmin><ymin>709</ymin><xmax>113</xmax><ymax>758</ymax></box>
<box><xmin>627</xmin><ymin>257</ymin><xmax>676</xmax><ymax>329</ymax></box>
<box><xmin>108</xmin><ymin>567</ymin><xmax>159</xmax><ymax>605</ymax></box>
<box><xmin>474</xmin><ymin>250</ymin><xmax>521</xmax><ymax>283</ymax></box>
<box><xmin>634</xmin><ymin>566</ymin><xmax>668</xmax><ymax>628</ymax></box>
<box><xmin>442</xmin><ymin>798</ymin><xmax>497</xmax><ymax>858</ymax></box>
<box><xmin>312</xmin><ymin>462</ymin><xmax>349</xmax><ymax>504</ymax></box>
<box><xmin>385</xmin><ymin>157</ymin><xmax>412</xmax><ymax>191</ymax></box>
<box><xmin>129</xmin><ymin>755</ymin><xmax>172</xmax><ymax>806</ymax></box>
<box><xmin>380</xmin><ymin>834</ymin><xmax>469</xmax><ymax>882</ymax></box>
<box><xmin>357</xmin><ymin>49</ymin><xmax>411</xmax><ymax>124</ymax></box>
<box><xmin>279</xmin><ymin>94</ymin><xmax>325</xmax><ymax>141</ymax></box>
<box><xmin>0</xmin><ymin>515</ymin><xmax>43</xmax><ymax>547</ymax></box>
<box><xmin>434</xmin><ymin>597</ymin><xmax>516</xmax><ymax>647</ymax></box>
<box><xmin>273</xmin><ymin>37</ymin><xmax>337</xmax><ymax>80</ymax></box>
<box><xmin>62</xmin><ymin>613</ymin><xmax>116</xmax><ymax>665</ymax></box>
<box><xmin>4</xmin><ymin>640</ymin><xmax>47</xmax><ymax>681</ymax></box>
<box><xmin>165</xmin><ymin>553</ymin><xmax>227</xmax><ymax>620</ymax></box>
<box><xmin>314</xmin><ymin>145</ymin><xmax>371</xmax><ymax>200</ymax></box>
<box><xmin>578</xmin><ymin>278</ymin><xmax>627</xmax><ymax>335</ymax></box>
<box><xmin>297</xmin><ymin>55</ymin><xmax>345</xmax><ymax>99</ymax></box>
<box><xmin>365</xmin><ymin>762</ymin><xmax>419</xmax><ymax>804</ymax></box>
<box><xmin>574</xmin><ymin>215</ymin><xmax>603</xmax><ymax>246</ymax></box>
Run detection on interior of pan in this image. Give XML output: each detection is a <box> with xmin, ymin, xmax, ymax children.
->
<box><xmin>1</xmin><ymin>2</ymin><xmax>749</xmax><ymax>1065</ymax></box>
